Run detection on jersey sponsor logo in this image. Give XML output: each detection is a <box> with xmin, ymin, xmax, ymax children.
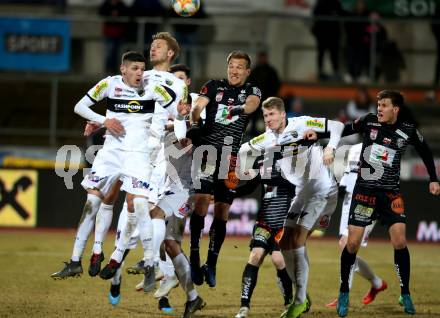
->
<box><xmin>306</xmin><ymin>119</ymin><xmax>324</xmax><ymax>129</ymax></box>
<box><xmin>131</xmin><ymin>177</ymin><xmax>149</xmax><ymax>189</ymax></box>
<box><xmin>370</xmin><ymin>128</ymin><xmax>378</xmax><ymax>140</ymax></box>
<box><xmin>252</xmin><ymin>87</ymin><xmax>262</xmax><ymax>98</ymax></box>
<box><xmin>254</xmin><ymin>225</ymin><xmax>271</xmax><ymax>241</ymax></box>
<box><xmin>391</xmin><ymin>196</ymin><xmax>404</xmax><ymax>214</ymax></box>
<box><xmin>0</xmin><ymin>169</ymin><xmax>37</xmax><ymax>227</ymax></box>
<box><xmin>200</xmin><ymin>85</ymin><xmax>208</xmax><ymax>95</ymax></box>
<box><xmin>238</xmin><ymin>93</ymin><xmax>246</xmax><ymax>103</ymax></box>
<box><xmin>397</xmin><ymin>138</ymin><xmax>405</xmax><ymax>148</ymax></box>
<box><xmin>154</xmin><ymin>85</ymin><xmax>172</xmax><ymax>102</ymax></box>
<box><xmin>318</xmin><ymin>214</ymin><xmax>330</xmax><ymax>229</ymax></box>
<box><xmin>214</xmin><ymin>104</ymin><xmax>240</xmax><ymax>125</ymax></box>
<box><xmin>354</xmin><ymin>204</ymin><xmax>374</xmax><ymax>217</ymax></box>
<box><xmin>92</xmin><ymin>81</ymin><xmax>108</xmax><ymax>99</ymax></box>
<box><xmin>87</xmin><ymin>171</ymin><xmax>107</xmax><ymax>183</ymax></box>
<box><xmin>369</xmin><ymin>143</ymin><xmax>396</xmax><ymax>167</ymax></box>
<box><xmin>250</xmin><ymin>133</ymin><xmax>266</xmax><ymax>145</ymax></box>
<box><xmin>367</xmin><ymin>122</ymin><xmax>381</xmax><ymax>127</ymax></box>
<box><xmin>395</xmin><ymin>129</ymin><xmax>409</xmax><ymax>140</ymax></box>
<box><xmin>354</xmin><ymin>193</ymin><xmax>376</xmax><ymax>205</ymax></box>
<box><xmin>114</xmin><ymin>100</ymin><xmax>143</xmax><ymax>112</ymax></box>
<box><xmin>165</xmin><ymin>79</ymin><xmax>173</xmax><ymax>86</ymax></box>
<box><xmin>178</xmin><ymin>202</ymin><xmax>191</xmax><ymax>217</ymax></box>
<box><xmin>215</xmin><ymin>91</ymin><xmax>224</xmax><ymax>102</ymax></box>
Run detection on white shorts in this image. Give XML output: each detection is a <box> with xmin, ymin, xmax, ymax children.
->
<box><xmin>119</xmin><ymin>151</ymin><xmax>152</xmax><ymax>197</ymax></box>
<box><xmin>81</xmin><ymin>147</ymin><xmax>122</xmax><ymax>196</ymax></box>
<box><xmin>340</xmin><ymin>191</ymin><xmax>376</xmax><ymax>247</ymax></box>
<box><xmin>156</xmin><ymin>184</ymin><xmax>191</xmax><ymax>218</ymax></box>
<box><xmin>285</xmin><ymin>185</ymin><xmax>338</xmax><ymax>231</ymax></box>
<box><xmin>164</xmin><ymin>214</ymin><xmax>186</xmax><ymax>243</ymax></box>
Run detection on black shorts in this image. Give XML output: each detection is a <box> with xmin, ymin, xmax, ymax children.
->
<box><xmin>249</xmin><ymin>223</ymin><xmax>283</xmax><ymax>254</ymax></box>
<box><xmin>193</xmin><ymin>150</ymin><xmax>236</xmax><ymax>205</ymax></box>
<box><xmin>348</xmin><ymin>185</ymin><xmax>406</xmax><ymax>228</ymax></box>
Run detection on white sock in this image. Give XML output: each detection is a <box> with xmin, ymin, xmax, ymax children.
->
<box><xmin>111</xmin><ymin>212</ymin><xmax>137</xmax><ymax>263</ymax></box>
<box><xmin>356</xmin><ymin>256</ymin><xmax>382</xmax><ymax>288</ymax></box>
<box><xmin>133</xmin><ymin>197</ymin><xmax>153</xmax><ymax>266</ymax></box>
<box><xmin>111</xmin><ymin>261</ymin><xmax>123</xmax><ymax>285</ymax></box>
<box><xmin>293</xmin><ymin>246</ymin><xmax>309</xmax><ymax>305</ymax></box>
<box><xmin>281</xmin><ymin>249</ymin><xmax>296</xmax><ymax>284</ymax></box>
<box><xmin>160</xmin><ymin>252</ymin><xmax>176</xmax><ymax>277</ymax></box>
<box><xmin>172</xmin><ymin>253</ymin><xmax>198</xmax><ymax>301</ymax></box>
<box><xmin>92</xmin><ymin>203</ymin><xmax>113</xmax><ymax>254</ymax></box>
<box><xmin>71</xmin><ymin>194</ymin><xmax>101</xmax><ymax>262</ymax></box>
<box><xmin>151</xmin><ymin>218</ymin><xmax>166</xmax><ymax>266</ymax></box>
<box><xmin>349</xmin><ymin>258</ymin><xmax>358</xmax><ymax>289</ymax></box>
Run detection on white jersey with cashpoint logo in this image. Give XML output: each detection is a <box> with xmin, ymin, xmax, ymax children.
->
<box><xmin>246</xmin><ymin>116</ymin><xmax>338</xmax><ymax>230</ymax></box>
<box><xmin>80</xmin><ymin>72</ymin><xmax>186</xmax><ymax>196</ymax></box>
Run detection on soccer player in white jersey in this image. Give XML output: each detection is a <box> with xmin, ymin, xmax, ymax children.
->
<box><xmin>107</xmin><ymin>96</ymin><xmax>206</xmax><ymax>317</ymax></box>
<box><xmin>50</xmin><ymin>51</ymin><xmax>148</xmax><ymax>279</ymax></box>
<box><xmin>326</xmin><ymin>143</ymin><xmax>387</xmax><ymax>309</ymax></box>
<box><xmin>97</xmin><ymin>32</ymin><xmax>189</xmax><ymax>280</ymax></box>
<box><xmin>239</xmin><ymin>97</ymin><xmax>344</xmax><ymax>318</ymax></box>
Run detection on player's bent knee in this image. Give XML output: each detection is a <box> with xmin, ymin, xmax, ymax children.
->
<box><xmin>164</xmin><ymin>239</ymin><xmax>181</xmax><ymax>258</ymax></box>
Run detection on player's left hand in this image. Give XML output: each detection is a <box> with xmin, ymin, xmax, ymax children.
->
<box><xmin>323</xmin><ymin>146</ymin><xmax>335</xmax><ymax>165</ymax></box>
<box><xmin>429</xmin><ymin>181</ymin><xmax>440</xmax><ymax>195</ymax></box>
<box><xmin>177</xmin><ymin>99</ymin><xmax>191</xmax><ymax>117</ymax></box>
<box><xmin>84</xmin><ymin>121</ymin><xmax>102</xmax><ymax>136</ymax></box>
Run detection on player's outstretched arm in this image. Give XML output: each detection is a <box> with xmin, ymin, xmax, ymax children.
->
<box><xmin>229</xmin><ymin>95</ymin><xmax>261</xmax><ymax>116</ymax></box>
<box><xmin>411</xmin><ymin>130</ymin><xmax>440</xmax><ymax>195</ymax></box>
<box><xmin>323</xmin><ymin>120</ymin><xmax>344</xmax><ymax>165</ymax></box>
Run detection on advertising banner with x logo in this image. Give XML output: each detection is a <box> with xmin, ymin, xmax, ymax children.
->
<box><xmin>0</xmin><ymin>169</ymin><xmax>37</xmax><ymax>227</ymax></box>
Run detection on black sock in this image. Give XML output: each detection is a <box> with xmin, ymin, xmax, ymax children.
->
<box><xmin>340</xmin><ymin>246</ymin><xmax>357</xmax><ymax>293</ymax></box>
<box><xmin>206</xmin><ymin>217</ymin><xmax>227</xmax><ymax>268</ymax></box>
<box><xmin>277</xmin><ymin>267</ymin><xmax>293</xmax><ymax>305</ymax></box>
<box><xmin>240</xmin><ymin>263</ymin><xmax>259</xmax><ymax>308</ymax></box>
<box><xmin>189</xmin><ymin>212</ymin><xmax>205</xmax><ymax>266</ymax></box>
<box><xmin>394</xmin><ymin>247</ymin><xmax>410</xmax><ymax>295</ymax></box>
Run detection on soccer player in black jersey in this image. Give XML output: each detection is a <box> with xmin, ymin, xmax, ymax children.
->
<box><xmin>233</xmin><ymin>154</ymin><xmax>295</xmax><ymax>318</ymax></box>
<box><xmin>187</xmin><ymin>51</ymin><xmax>261</xmax><ymax>287</ymax></box>
<box><xmin>335</xmin><ymin>90</ymin><xmax>440</xmax><ymax>317</ymax></box>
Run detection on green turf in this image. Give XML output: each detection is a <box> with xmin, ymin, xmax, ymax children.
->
<box><xmin>1</xmin><ymin>230</ymin><xmax>439</xmax><ymax>318</ymax></box>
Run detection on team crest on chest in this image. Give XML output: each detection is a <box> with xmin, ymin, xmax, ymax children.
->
<box><xmin>238</xmin><ymin>93</ymin><xmax>246</xmax><ymax>103</ymax></box>
<box><xmin>370</xmin><ymin>129</ymin><xmax>378</xmax><ymax>140</ymax></box>
<box><xmin>215</xmin><ymin>92</ymin><xmax>224</xmax><ymax>102</ymax></box>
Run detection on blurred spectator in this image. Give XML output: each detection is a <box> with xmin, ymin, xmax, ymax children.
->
<box><xmin>380</xmin><ymin>39</ymin><xmax>405</xmax><ymax>83</ymax></box>
<box><xmin>247</xmin><ymin>50</ymin><xmax>281</xmax><ymax>135</ymax></box>
<box><xmin>99</xmin><ymin>0</ymin><xmax>130</xmax><ymax>73</ymax></box>
<box><xmin>167</xmin><ymin>3</ymin><xmax>214</xmax><ymax>78</ymax></box>
<box><xmin>284</xmin><ymin>94</ymin><xmax>304</xmax><ymax>118</ymax></box>
<box><xmin>431</xmin><ymin>6</ymin><xmax>440</xmax><ymax>86</ymax></box>
<box><xmin>342</xmin><ymin>86</ymin><xmax>375</xmax><ymax>122</ymax></box>
<box><xmin>311</xmin><ymin>0</ymin><xmax>344</xmax><ymax>81</ymax></box>
<box><xmin>248</xmin><ymin>51</ymin><xmax>281</xmax><ymax>102</ymax></box>
<box><xmin>344</xmin><ymin>0</ymin><xmax>370</xmax><ymax>82</ymax></box>
<box><xmin>131</xmin><ymin>0</ymin><xmax>166</xmax><ymax>55</ymax></box>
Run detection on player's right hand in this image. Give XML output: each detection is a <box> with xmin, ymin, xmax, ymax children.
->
<box><xmin>429</xmin><ymin>181</ymin><xmax>440</xmax><ymax>195</ymax></box>
<box><xmin>84</xmin><ymin>121</ymin><xmax>102</xmax><ymax>136</ymax></box>
<box><xmin>104</xmin><ymin>118</ymin><xmax>125</xmax><ymax>136</ymax></box>
<box><xmin>323</xmin><ymin>146</ymin><xmax>335</xmax><ymax>165</ymax></box>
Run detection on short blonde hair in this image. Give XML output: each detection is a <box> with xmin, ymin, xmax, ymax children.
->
<box><xmin>152</xmin><ymin>32</ymin><xmax>180</xmax><ymax>61</ymax></box>
<box><xmin>262</xmin><ymin>97</ymin><xmax>285</xmax><ymax>112</ymax></box>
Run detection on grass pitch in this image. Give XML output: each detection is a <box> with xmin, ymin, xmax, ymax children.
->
<box><xmin>0</xmin><ymin>230</ymin><xmax>439</xmax><ymax>318</ymax></box>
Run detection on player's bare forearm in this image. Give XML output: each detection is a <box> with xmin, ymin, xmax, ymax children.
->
<box><xmin>243</xmin><ymin>95</ymin><xmax>260</xmax><ymax>114</ymax></box>
<box><xmin>190</xmin><ymin>96</ymin><xmax>208</xmax><ymax>125</ymax></box>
